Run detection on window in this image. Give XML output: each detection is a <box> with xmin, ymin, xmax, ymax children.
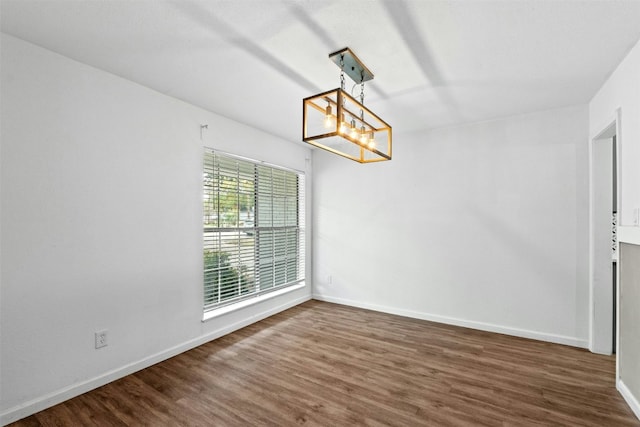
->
<box><xmin>203</xmin><ymin>149</ymin><xmax>305</xmax><ymax>312</ymax></box>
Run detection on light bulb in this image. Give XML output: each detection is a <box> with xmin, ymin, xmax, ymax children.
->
<box><xmin>360</xmin><ymin>126</ymin><xmax>368</xmax><ymax>144</ymax></box>
<box><xmin>339</xmin><ymin>114</ymin><xmax>347</xmax><ymax>134</ymax></box>
<box><xmin>349</xmin><ymin>119</ymin><xmax>358</xmax><ymax>138</ymax></box>
<box><xmin>324</xmin><ymin>104</ymin><xmax>334</xmax><ymax>128</ymax></box>
<box><xmin>324</xmin><ymin>117</ymin><xmax>334</xmax><ymax>128</ymax></box>
<box><xmin>368</xmin><ymin>133</ymin><xmax>375</xmax><ymax>150</ymax></box>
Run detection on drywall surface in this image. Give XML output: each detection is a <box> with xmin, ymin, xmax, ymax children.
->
<box><xmin>313</xmin><ymin>105</ymin><xmax>589</xmax><ymax>347</ymax></box>
<box><xmin>620</xmin><ymin>243</ymin><xmax>640</xmax><ymax>415</ymax></box>
<box><xmin>589</xmin><ymin>37</ymin><xmax>640</xmax><ymax>415</ymax></box>
<box><xmin>590</xmin><ymin>38</ymin><xmax>640</xmax><ymax>226</ymax></box>
<box><xmin>0</xmin><ymin>34</ymin><xmax>311</xmax><ymax>423</ymax></box>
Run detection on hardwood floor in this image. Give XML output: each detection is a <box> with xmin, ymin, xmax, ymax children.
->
<box><xmin>10</xmin><ymin>300</ymin><xmax>640</xmax><ymax>426</ymax></box>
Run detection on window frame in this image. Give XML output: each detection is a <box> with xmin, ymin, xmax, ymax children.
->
<box><xmin>202</xmin><ymin>149</ymin><xmax>305</xmax><ymax>314</ymax></box>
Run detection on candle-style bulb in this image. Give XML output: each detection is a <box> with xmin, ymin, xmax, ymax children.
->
<box><xmin>324</xmin><ymin>104</ymin><xmax>334</xmax><ymax>128</ymax></box>
<box><xmin>360</xmin><ymin>126</ymin><xmax>368</xmax><ymax>144</ymax></box>
<box><xmin>339</xmin><ymin>113</ymin><xmax>347</xmax><ymax>134</ymax></box>
<box><xmin>350</xmin><ymin>119</ymin><xmax>358</xmax><ymax>138</ymax></box>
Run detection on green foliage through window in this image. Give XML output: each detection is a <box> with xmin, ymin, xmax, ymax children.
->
<box><xmin>203</xmin><ymin>250</ymin><xmax>252</xmax><ymax>306</ymax></box>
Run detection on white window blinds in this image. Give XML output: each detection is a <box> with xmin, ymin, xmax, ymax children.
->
<box><xmin>203</xmin><ymin>150</ymin><xmax>305</xmax><ymax>311</ymax></box>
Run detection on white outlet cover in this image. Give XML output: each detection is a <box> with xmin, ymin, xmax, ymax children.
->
<box><xmin>95</xmin><ymin>330</ymin><xmax>108</xmax><ymax>349</ymax></box>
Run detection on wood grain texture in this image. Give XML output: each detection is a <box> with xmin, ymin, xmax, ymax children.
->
<box><xmin>9</xmin><ymin>300</ymin><xmax>640</xmax><ymax>426</ymax></box>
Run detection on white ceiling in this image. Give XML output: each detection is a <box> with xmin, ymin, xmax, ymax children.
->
<box><xmin>2</xmin><ymin>0</ymin><xmax>640</xmax><ymax>143</ymax></box>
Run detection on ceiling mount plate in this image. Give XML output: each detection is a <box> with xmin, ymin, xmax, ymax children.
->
<box><xmin>329</xmin><ymin>47</ymin><xmax>374</xmax><ymax>83</ymax></box>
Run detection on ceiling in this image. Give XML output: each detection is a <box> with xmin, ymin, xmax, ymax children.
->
<box><xmin>2</xmin><ymin>0</ymin><xmax>640</xmax><ymax>144</ymax></box>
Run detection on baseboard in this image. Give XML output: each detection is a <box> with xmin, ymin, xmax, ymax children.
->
<box><xmin>313</xmin><ymin>294</ymin><xmax>588</xmax><ymax>349</ymax></box>
<box><xmin>1</xmin><ymin>294</ymin><xmax>311</xmax><ymax>426</ymax></box>
<box><xmin>618</xmin><ymin>380</ymin><xmax>640</xmax><ymax>421</ymax></box>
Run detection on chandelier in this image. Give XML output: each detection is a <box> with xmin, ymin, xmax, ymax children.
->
<box><xmin>303</xmin><ymin>48</ymin><xmax>392</xmax><ymax>163</ymax></box>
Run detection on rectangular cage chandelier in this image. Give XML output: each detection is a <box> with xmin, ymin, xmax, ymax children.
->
<box><xmin>303</xmin><ymin>47</ymin><xmax>392</xmax><ymax>163</ymax></box>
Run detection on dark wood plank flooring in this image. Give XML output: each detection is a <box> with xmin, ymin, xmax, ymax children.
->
<box><xmin>10</xmin><ymin>300</ymin><xmax>640</xmax><ymax>426</ymax></box>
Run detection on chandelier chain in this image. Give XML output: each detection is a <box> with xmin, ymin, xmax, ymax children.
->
<box><xmin>340</xmin><ymin>55</ymin><xmax>345</xmax><ymax>90</ymax></box>
<box><xmin>360</xmin><ymin>77</ymin><xmax>365</xmax><ymax>121</ymax></box>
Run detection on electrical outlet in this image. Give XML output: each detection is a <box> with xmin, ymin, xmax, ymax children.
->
<box><xmin>95</xmin><ymin>330</ymin><xmax>108</xmax><ymax>349</ymax></box>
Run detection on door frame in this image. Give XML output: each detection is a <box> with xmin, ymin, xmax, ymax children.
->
<box><xmin>589</xmin><ymin>108</ymin><xmax>621</xmax><ymax>357</ymax></box>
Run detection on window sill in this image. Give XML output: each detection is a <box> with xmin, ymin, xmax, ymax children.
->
<box><xmin>202</xmin><ymin>282</ymin><xmax>306</xmax><ymax>322</ymax></box>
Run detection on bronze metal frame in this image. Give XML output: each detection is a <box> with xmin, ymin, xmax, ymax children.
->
<box><xmin>303</xmin><ymin>88</ymin><xmax>392</xmax><ymax>163</ymax></box>
<box><xmin>302</xmin><ymin>47</ymin><xmax>392</xmax><ymax>163</ymax></box>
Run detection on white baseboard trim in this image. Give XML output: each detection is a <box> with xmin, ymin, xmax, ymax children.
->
<box><xmin>1</xmin><ymin>294</ymin><xmax>311</xmax><ymax>426</ymax></box>
<box><xmin>312</xmin><ymin>294</ymin><xmax>588</xmax><ymax>349</ymax></box>
<box><xmin>618</xmin><ymin>379</ymin><xmax>640</xmax><ymax>421</ymax></box>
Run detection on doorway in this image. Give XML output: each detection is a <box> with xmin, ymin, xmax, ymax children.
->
<box><xmin>590</xmin><ymin>118</ymin><xmax>619</xmax><ymax>355</ymax></box>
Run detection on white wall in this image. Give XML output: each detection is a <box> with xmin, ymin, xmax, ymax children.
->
<box><xmin>590</xmin><ymin>38</ymin><xmax>640</xmax><ymax>418</ymax></box>
<box><xmin>590</xmin><ymin>38</ymin><xmax>640</xmax><ymax>227</ymax></box>
<box><xmin>618</xmin><ymin>242</ymin><xmax>640</xmax><ymax>420</ymax></box>
<box><xmin>313</xmin><ymin>105</ymin><xmax>589</xmax><ymax>347</ymax></box>
<box><xmin>0</xmin><ymin>34</ymin><xmax>312</xmax><ymax>424</ymax></box>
